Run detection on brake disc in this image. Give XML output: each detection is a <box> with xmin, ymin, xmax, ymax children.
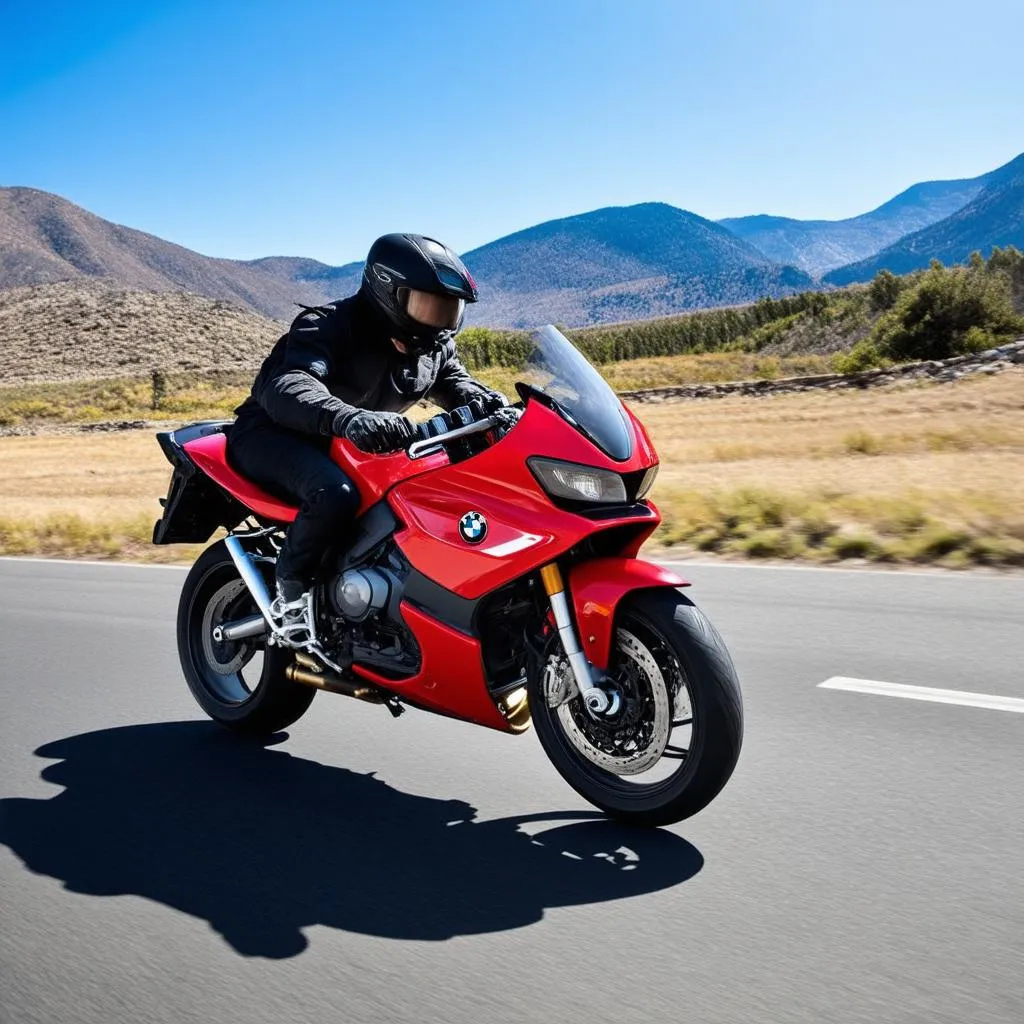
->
<box><xmin>202</xmin><ymin>580</ymin><xmax>256</xmax><ymax>676</ymax></box>
<box><xmin>551</xmin><ymin>628</ymin><xmax>671</xmax><ymax>776</ymax></box>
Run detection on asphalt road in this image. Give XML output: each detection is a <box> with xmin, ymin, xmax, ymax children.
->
<box><xmin>1</xmin><ymin>557</ymin><xmax>1022</xmax><ymax>1024</ymax></box>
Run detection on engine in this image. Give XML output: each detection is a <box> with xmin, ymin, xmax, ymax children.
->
<box><xmin>330</xmin><ymin>568</ymin><xmax>391</xmax><ymax>622</ymax></box>
<box><xmin>323</xmin><ymin>541</ymin><xmax>420</xmax><ymax>678</ymax></box>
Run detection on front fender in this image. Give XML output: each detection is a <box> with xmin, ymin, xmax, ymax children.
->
<box><xmin>568</xmin><ymin>558</ymin><xmax>689</xmax><ymax>670</ymax></box>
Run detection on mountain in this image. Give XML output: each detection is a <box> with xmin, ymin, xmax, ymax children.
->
<box><xmin>0</xmin><ymin>187</ymin><xmax>361</xmax><ymax>320</ymax></box>
<box><xmin>824</xmin><ymin>153</ymin><xmax>1024</xmax><ymax>285</ymax></box>
<box><xmin>462</xmin><ymin>203</ymin><xmax>814</xmax><ymax>327</ymax></box>
<box><xmin>0</xmin><ymin>279</ymin><xmax>282</xmax><ymax>385</ymax></box>
<box><xmin>0</xmin><ymin>189</ymin><xmax>814</xmax><ymax>328</ymax></box>
<box><xmin>720</xmin><ymin>173</ymin><xmax>991</xmax><ymax>276</ymax></box>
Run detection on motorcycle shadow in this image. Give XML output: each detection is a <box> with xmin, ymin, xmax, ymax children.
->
<box><xmin>0</xmin><ymin>721</ymin><xmax>703</xmax><ymax>959</ymax></box>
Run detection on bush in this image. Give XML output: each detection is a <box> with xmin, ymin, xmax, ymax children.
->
<box><xmin>870</xmin><ymin>261</ymin><xmax>1023</xmax><ymax>362</ymax></box>
<box><xmin>843</xmin><ymin>431</ymin><xmax>883</xmax><ymax>455</ymax></box>
<box><xmin>835</xmin><ymin>338</ymin><xmax>887</xmax><ymax>373</ymax></box>
<box><xmin>869</xmin><ymin>269</ymin><xmax>903</xmax><ymax>311</ymax></box>
<box><xmin>905</xmin><ymin>526</ymin><xmax>972</xmax><ymax>561</ymax></box>
<box><xmin>827</xmin><ymin>532</ymin><xmax>882</xmax><ymax>560</ymax></box>
<box><xmin>741</xmin><ymin>529</ymin><xmax>806</xmax><ymax>558</ymax></box>
<box><xmin>961</xmin><ymin>326</ymin><xmax>996</xmax><ymax>353</ymax></box>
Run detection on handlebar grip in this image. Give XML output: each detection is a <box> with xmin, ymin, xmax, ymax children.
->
<box><xmin>405</xmin><ymin>406</ymin><xmax>521</xmax><ymax>460</ymax></box>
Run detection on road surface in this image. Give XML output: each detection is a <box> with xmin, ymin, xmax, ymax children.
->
<box><xmin>1</xmin><ymin>558</ymin><xmax>1022</xmax><ymax>1024</ymax></box>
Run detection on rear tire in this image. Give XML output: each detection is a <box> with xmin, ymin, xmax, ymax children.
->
<box><xmin>528</xmin><ymin>589</ymin><xmax>742</xmax><ymax>827</ymax></box>
<box><xmin>176</xmin><ymin>540</ymin><xmax>315</xmax><ymax>735</ymax></box>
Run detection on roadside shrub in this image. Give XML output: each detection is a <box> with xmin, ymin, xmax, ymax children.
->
<box><xmin>967</xmin><ymin>536</ymin><xmax>1024</xmax><ymax>566</ymax></box>
<box><xmin>826</xmin><ymin>531</ymin><xmax>882</xmax><ymax>560</ymax></box>
<box><xmin>751</xmin><ymin>357</ymin><xmax>781</xmax><ymax>380</ymax></box>
<box><xmin>843</xmin><ymin>431</ymin><xmax>883</xmax><ymax>455</ymax></box>
<box><xmin>870</xmin><ymin>261</ymin><xmax>1023</xmax><ymax>362</ymax></box>
<box><xmin>796</xmin><ymin>507</ymin><xmax>838</xmax><ymax>545</ymax></box>
<box><xmin>740</xmin><ymin>529</ymin><xmax>806</xmax><ymax>558</ymax></box>
<box><xmin>905</xmin><ymin>525</ymin><xmax>972</xmax><ymax>561</ymax></box>
<box><xmin>960</xmin><ymin>325</ymin><xmax>997</xmax><ymax>353</ymax></box>
<box><xmin>835</xmin><ymin>338</ymin><xmax>887</xmax><ymax>373</ymax></box>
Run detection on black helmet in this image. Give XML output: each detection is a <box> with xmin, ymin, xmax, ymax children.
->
<box><xmin>360</xmin><ymin>233</ymin><xmax>478</xmax><ymax>354</ymax></box>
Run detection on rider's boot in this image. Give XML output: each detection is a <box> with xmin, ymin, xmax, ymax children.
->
<box><xmin>269</xmin><ymin>577</ymin><xmax>315</xmax><ymax>647</ymax></box>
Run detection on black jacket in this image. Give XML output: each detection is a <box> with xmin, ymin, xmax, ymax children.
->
<box><xmin>233</xmin><ymin>291</ymin><xmax>494</xmax><ymax>438</ymax></box>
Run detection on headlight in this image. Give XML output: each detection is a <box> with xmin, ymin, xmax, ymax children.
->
<box><xmin>528</xmin><ymin>457</ymin><xmax>627</xmax><ymax>504</ymax></box>
<box><xmin>635</xmin><ymin>464</ymin><xmax>659</xmax><ymax>499</ymax></box>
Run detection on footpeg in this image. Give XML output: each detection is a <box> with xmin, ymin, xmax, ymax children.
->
<box><xmin>269</xmin><ymin>590</ymin><xmax>316</xmax><ymax>646</ymax></box>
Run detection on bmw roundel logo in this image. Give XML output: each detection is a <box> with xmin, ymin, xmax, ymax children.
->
<box><xmin>458</xmin><ymin>511</ymin><xmax>487</xmax><ymax>544</ymax></box>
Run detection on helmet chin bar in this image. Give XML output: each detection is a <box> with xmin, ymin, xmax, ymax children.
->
<box><xmin>399</xmin><ymin>323</ymin><xmax>457</xmax><ymax>354</ymax></box>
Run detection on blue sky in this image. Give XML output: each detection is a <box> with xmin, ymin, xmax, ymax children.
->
<box><xmin>1</xmin><ymin>0</ymin><xmax>1021</xmax><ymax>264</ymax></box>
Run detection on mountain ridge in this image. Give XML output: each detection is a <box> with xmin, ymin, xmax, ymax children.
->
<box><xmin>0</xmin><ymin>189</ymin><xmax>812</xmax><ymax>327</ymax></box>
<box><xmin>0</xmin><ymin>187</ymin><xmax>362</xmax><ymax>320</ymax></box>
<box><xmin>719</xmin><ymin>172</ymin><xmax>993</xmax><ymax>275</ymax></box>
<box><xmin>459</xmin><ymin>202</ymin><xmax>815</xmax><ymax>326</ymax></box>
<box><xmin>1</xmin><ymin>150</ymin><xmax>1021</xmax><ymax>327</ymax></box>
<box><xmin>824</xmin><ymin>153</ymin><xmax>1024</xmax><ymax>285</ymax></box>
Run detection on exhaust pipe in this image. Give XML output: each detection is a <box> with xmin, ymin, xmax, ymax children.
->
<box><xmin>285</xmin><ymin>663</ymin><xmax>385</xmax><ymax>703</ymax></box>
<box><xmin>224</xmin><ymin>535</ymin><xmax>275</xmax><ymax>630</ymax></box>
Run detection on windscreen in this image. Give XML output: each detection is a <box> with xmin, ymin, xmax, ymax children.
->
<box><xmin>513</xmin><ymin>325</ymin><xmax>634</xmax><ymax>461</ymax></box>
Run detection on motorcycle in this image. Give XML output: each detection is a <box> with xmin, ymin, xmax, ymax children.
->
<box><xmin>153</xmin><ymin>325</ymin><xmax>742</xmax><ymax>826</ymax></box>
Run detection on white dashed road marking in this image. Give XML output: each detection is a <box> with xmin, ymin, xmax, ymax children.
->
<box><xmin>819</xmin><ymin>677</ymin><xmax>1024</xmax><ymax>713</ymax></box>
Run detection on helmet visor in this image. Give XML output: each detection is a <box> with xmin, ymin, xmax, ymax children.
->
<box><xmin>401</xmin><ymin>288</ymin><xmax>465</xmax><ymax>330</ymax></box>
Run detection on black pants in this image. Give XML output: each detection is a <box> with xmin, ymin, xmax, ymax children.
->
<box><xmin>227</xmin><ymin>421</ymin><xmax>361</xmax><ymax>586</ymax></box>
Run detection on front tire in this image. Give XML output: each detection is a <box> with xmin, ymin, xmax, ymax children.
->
<box><xmin>528</xmin><ymin>589</ymin><xmax>743</xmax><ymax>827</ymax></box>
<box><xmin>176</xmin><ymin>540</ymin><xmax>315</xmax><ymax>735</ymax></box>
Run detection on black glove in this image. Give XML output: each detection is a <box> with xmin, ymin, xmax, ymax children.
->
<box><xmin>477</xmin><ymin>389</ymin><xmax>508</xmax><ymax>414</ymax></box>
<box><xmin>338</xmin><ymin>410</ymin><xmax>416</xmax><ymax>454</ymax></box>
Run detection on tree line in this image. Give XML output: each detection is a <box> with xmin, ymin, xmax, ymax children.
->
<box><xmin>455</xmin><ymin>246</ymin><xmax>1024</xmax><ymax>372</ymax></box>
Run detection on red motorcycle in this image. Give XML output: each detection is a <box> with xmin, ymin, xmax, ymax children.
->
<box><xmin>154</xmin><ymin>326</ymin><xmax>742</xmax><ymax>826</ymax></box>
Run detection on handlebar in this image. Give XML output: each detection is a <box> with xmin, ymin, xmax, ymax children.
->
<box><xmin>407</xmin><ymin>416</ymin><xmax>500</xmax><ymax>459</ymax></box>
<box><xmin>407</xmin><ymin>406</ymin><xmax>522</xmax><ymax>460</ymax></box>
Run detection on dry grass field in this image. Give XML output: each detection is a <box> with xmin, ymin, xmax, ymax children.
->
<box><xmin>645</xmin><ymin>368</ymin><xmax>1024</xmax><ymax>566</ymax></box>
<box><xmin>1</xmin><ymin>367</ymin><xmax>1022</xmax><ymax>567</ymax></box>
<box><xmin>0</xmin><ymin>431</ymin><xmax>201</xmax><ymax>562</ymax></box>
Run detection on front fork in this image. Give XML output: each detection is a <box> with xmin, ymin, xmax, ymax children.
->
<box><xmin>539</xmin><ymin>563</ymin><xmax>621</xmax><ymax>717</ymax></box>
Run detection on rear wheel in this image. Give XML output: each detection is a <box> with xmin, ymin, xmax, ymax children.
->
<box><xmin>176</xmin><ymin>540</ymin><xmax>315</xmax><ymax>735</ymax></box>
<box><xmin>527</xmin><ymin>589</ymin><xmax>742</xmax><ymax>827</ymax></box>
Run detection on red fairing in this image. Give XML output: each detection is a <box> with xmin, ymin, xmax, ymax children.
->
<box><xmin>327</xmin><ymin>437</ymin><xmax>449</xmax><ymax>516</ymax></box>
<box><xmin>569</xmin><ymin>558</ymin><xmax>689</xmax><ymax>670</ymax></box>
<box><xmin>350</xmin><ymin>601</ymin><xmax>511</xmax><ymax>732</ymax></box>
<box><xmin>183</xmin><ymin>432</ymin><xmax>298</xmax><ymax>523</ymax></box>
<box><xmin>623</xmin><ymin>404</ymin><xmax>658</xmax><ymax>466</ymax></box>
<box><xmin>389</xmin><ymin>401</ymin><xmax>660</xmax><ymax>599</ymax></box>
<box><xmin>181</xmin><ymin>432</ymin><xmax>449</xmax><ymax>522</ymax></box>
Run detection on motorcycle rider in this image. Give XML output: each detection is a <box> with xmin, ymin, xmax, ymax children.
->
<box><xmin>228</xmin><ymin>233</ymin><xmax>506</xmax><ymax>641</ymax></box>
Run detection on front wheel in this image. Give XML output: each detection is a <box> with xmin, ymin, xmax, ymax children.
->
<box><xmin>527</xmin><ymin>589</ymin><xmax>743</xmax><ymax>827</ymax></box>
